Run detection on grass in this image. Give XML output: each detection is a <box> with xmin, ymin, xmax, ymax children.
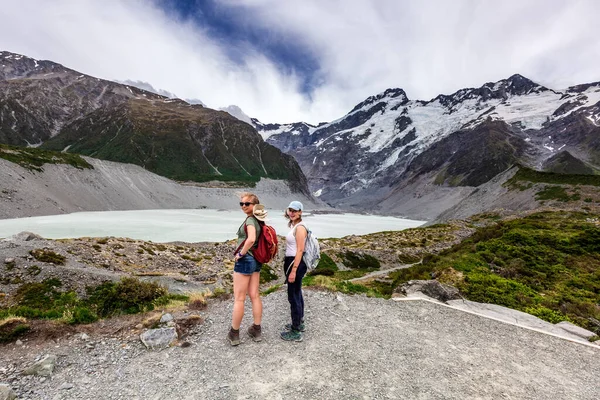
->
<box><xmin>302</xmin><ymin>275</ymin><xmax>386</xmax><ymax>298</ymax></box>
<box><xmin>535</xmin><ymin>185</ymin><xmax>580</xmax><ymax>202</ymax></box>
<box><xmin>261</xmin><ymin>284</ymin><xmax>282</xmax><ymax>296</ymax></box>
<box><xmin>506</xmin><ymin>164</ymin><xmax>600</xmax><ymax>187</ymax></box>
<box><xmin>0</xmin><ymin>143</ymin><xmax>92</xmax><ymax>172</ymax></box>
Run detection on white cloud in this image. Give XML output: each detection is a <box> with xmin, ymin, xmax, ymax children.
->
<box><xmin>1</xmin><ymin>0</ymin><xmax>600</xmax><ymax>124</ymax></box>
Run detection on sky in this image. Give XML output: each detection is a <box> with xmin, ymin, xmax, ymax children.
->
<box><xmin>2</xmin><ymin>0</ymin><xmax>600</xmax><ymax>124</ymax></box>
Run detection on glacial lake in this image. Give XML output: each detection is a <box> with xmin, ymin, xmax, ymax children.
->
<box><xmin>0</xmin><ymin>209</ymin><xmax>426</xmax><ymax>243</ymax></box>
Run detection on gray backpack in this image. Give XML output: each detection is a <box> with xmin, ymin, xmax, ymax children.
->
<box><xmin>296</xmin><ymin>224</ymin><xmax>320</xmax><ymax>270</ymax></box>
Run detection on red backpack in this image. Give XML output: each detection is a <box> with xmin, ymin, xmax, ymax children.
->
<box><xmin>236</xmin><ymin>218</ymin><xmax>278</xmax><ymax>264</ymax></box>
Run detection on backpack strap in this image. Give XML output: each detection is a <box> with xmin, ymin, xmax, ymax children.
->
<box><xmin>292</xmin><ymin>221</ymin><xmax>308</xmax><ymax>237</ymax></box>
<box><xmin>234</xmin><ymin>216</ymin><xmax>261</xmax><ymax>255</ymax></box>
<box><xmin>234</xmin><ymin>217</ymin><xmax>249</xmax><ymax>255</ymax></box>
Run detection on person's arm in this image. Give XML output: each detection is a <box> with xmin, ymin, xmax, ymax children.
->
<box><xmin>288</xmin><ymin>225</ymin><xmax>307</xmax><ymax>283</ymax></box>
<box><xmin>235</xmin><ymin>224</ymin><xmax>256</xmax><ymax>260</ymax></box>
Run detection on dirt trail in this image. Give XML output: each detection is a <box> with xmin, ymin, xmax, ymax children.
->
<box><xmin>2</xmin><ymin>290</ymin><xmax>599</xmax><ymax>400</ymax></box>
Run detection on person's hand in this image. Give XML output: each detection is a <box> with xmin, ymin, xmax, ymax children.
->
<box><xmin>288</xmin><ymin>270</ymin><xmax>296</xmax><ymax>283</ymax></box>
<box><xmin>234</xmin><ymin>252</ymin><xmax>244</xmax><ymax>261</ymax></box>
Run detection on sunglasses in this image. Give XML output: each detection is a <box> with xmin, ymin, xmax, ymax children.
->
<box><xmin>287</xmin><ymin>208</ymin><xmax>300</xmax><ymax>213</ymax></box>
<box><xmin>240</xmin><ymin>202</ymin><xmax>255</xmax><ymax>207</ymax></box>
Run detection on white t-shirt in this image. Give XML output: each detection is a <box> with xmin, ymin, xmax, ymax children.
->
<box><xmin>285</xmin><ymin>222</ymin><xmax>307</xmax><ymax>257</ymax></box>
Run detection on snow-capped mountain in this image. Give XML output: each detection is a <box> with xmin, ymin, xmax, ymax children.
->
<box><xmin>219</xmin><ymin>105</ymin><xmax>253</xmax><ymax>126</ymax></box>
<box><xmin>118</xmin><ymin>80</ymin><xmax>206</xmax><ymax>106</ymax></box>
<box><xmin>255</xmin><ymin>74</ymin><xmax>600</xmax><ymax>214</ymax></box>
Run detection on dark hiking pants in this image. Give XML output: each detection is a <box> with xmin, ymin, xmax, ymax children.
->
<box><xmin>284</xmin><ymin>256</ymin><xmax>307</xmax><ymax>330</ymax></box>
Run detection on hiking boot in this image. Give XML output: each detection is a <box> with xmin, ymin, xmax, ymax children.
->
<box><xmin>227</xmin><ymin>328</ymin><xmax>240</xmax><ymax>346</ymax></box>
<box><xmin>284</xmin><ymin>323</ymin><xmax>305</xmax><ymax>332</ymax></box>
<box><xmin>247</xmin><ymin>324</ymin><xmax>262</xmax><ymax>342</ymax></box>
<box><xmin>280</xmin><ymin>329</ymin><xmax>303</xmax><ymax>342</ymax></box>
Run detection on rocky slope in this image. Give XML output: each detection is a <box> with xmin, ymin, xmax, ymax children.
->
<box><xmin>0</xmin><ymin>156</ymin><xmax>324</xmax><ymax>220</ymax></box>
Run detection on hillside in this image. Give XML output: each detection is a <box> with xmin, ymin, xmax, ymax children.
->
<box><xmin>0</xmin><ymin>51</ymin><xmax>310</xmax><ymax>194</ymax></box>
<box><xmin>435</xmin><ymin>165</ymin><xmax>600</xmax><ymax>222</ymax></box>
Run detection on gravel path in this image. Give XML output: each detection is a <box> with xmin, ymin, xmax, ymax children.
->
<box><xmin>2</xmin><ymin>289</ymin><xmax>599</xmax><ymax>399</ymax></box>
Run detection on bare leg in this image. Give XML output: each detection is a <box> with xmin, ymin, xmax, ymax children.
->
<box><xmin>231</xmin><ymin>272</ymin><xmax>251</xmax><ymax>329</ymax></box>
<box><xmin>248</xmin><ymin>271</ymin><xmax>263</xmax><ymax>325</ymax></box>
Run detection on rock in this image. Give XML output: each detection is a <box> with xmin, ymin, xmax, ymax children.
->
<box><xmin>555</xmin><ymin>321</ymin><xmax>597</xmax><ymax>340</ymax></box>
<box><xmin>393</xmin><ymin>280</ymin><xmax>461</xmax><ymax>303</ymax></box>
<box><xmin>140</xmin><ymin>328</ymin><xmax>178</xmax><ymax>349</ymax></box>
<box><xmin>22</xmin><ymin>355</ymin><xmax>57</xmax><ymax>377</ymax></box>
<box><xmin>4</xmin><ymin>258</ymin><xmax>14</xmax><ymax>264</ymax></box>
<box><xmin>0</xmin><ymin>384</ymin><xmax>17</xmax><ymax>400</ymax></box>
<box><xmin>15</xmin><ymin>340</ymin><xmax>23</xmax><ymax>346</ymax></box>
<box><xmin>160</xmin><ymin>313</ymin><xmax>174</xmax><ymax>324</ymax></box>
<box><xmin>59</xmin><ymin>382</ymin><xmax>74</xmax><ymax>390</ymax></box>
<box><xmin>10</xmin><ymin>232</ymin><xmax>43</xmax><ymax>242</ymax></box>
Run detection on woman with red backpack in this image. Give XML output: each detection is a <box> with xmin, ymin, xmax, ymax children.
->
<box><xmin>227</xmin><ymin>192</ymin><xmax>267</xmax><ymax>346</ymax></box>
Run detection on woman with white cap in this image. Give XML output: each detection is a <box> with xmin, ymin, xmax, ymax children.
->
<box><xmin>281</xmin><ymin>200</ymin><xmax>308</xmax><ymax>342</ymax></box>
<box><xmin>228</xmin><ymin>192</ymin><xmax>266</xmax><ymax>346</ymax></box>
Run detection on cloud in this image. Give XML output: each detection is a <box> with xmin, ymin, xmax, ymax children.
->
<box><xmin>2</xmin><ymin>0</ymin><xmax>600</xmax><ymax>124</ymax></box>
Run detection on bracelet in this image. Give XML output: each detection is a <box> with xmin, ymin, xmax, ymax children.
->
<box><xmin>238</xmin><ymin>252</ymin><xmax>245</xmax><ymax>257</ymax></box>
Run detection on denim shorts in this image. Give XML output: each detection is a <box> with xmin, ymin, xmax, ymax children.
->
<box><xmin>234</xmin><ymin>253</ymin><xmax>262</xmax><ymax>275</ymax></box>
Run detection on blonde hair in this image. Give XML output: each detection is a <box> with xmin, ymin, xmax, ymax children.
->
<box><xmin>239</xmin><ymin>192</ymin><xmax>259</xmax><ymax>204</ymax></box>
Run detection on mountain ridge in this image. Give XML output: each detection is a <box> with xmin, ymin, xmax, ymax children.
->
<box><xmin>0</xmin><ymin>51</ymin><xmax>311</xmax><ymax>195</ymax></box>
<box><xmin>252</xmin><ymin>73</ymin><xmax>600</xmax><ymax>215</ymax></box>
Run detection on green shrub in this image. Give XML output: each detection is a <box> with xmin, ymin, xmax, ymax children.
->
<box><xmin>535</xmin><ymin>186</ymin><xmax>570</xmax><ymax>202</ymax></box>
<box><xmin>86</xmin><ymin>278</ymin><xmax>167</xmax><ymax>317</ymax></box>
<box><xmin>398</xmin><ymin>253</ymin><xmax>422</xmax><ymax>264</ymax></box>
<box><xmin>30</xmin><ymin>249</ymin><xmax>66</xmax><ymax>264</ymax></box>
<box><xmin>389</xmin><ymin>263</ymin><xmax>436</xmax><ymax>288</ymax></box>
<box><xmin>70</xmin><ymin>306</ymin><xmax>98</xmax><ymax>324</ymax></box>
<box><xmin>339</xmin><ymin>251</ymin><xmax>381</xmax><ymax>270</ymax></box>
<box><xmin>309</xmin><ymin>253</ymin><xmax>339</xmax><ymax>276</ymax></box>
<box><xmin>523</xmin><ymin>306</ymin><xmax>570</xmax><ymax>324</ymax></box>
<box><xmin>14</xmin><ymin>279</ymin><xmax>63</xmax><ymax>310</ymax></box>
<box><xmin>260</xmin><ymin>264</ymin><xmax>278</xmax><ymax>283</ymax></box>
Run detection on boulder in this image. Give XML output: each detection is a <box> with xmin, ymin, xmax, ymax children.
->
<box><xmin>159</xmin><ymin>313</ymin><xmax>174</xmax><ymax>324</ymax></box>
<box><xmin>393</xmin><ymin>280</ymin><xmax>461</xmax><ymax>303</ymax></box>
<box><xmin>22</xmin><ymin>354</ymin><xmax>57</xmax><ymax>376</ymax></box>
<box><xmin>0</xmin><ymin>384</ymin><xmax>17</xmax><ymax>400</ymax></box>
<box><xmin>10</xmin><ymin>231</ymin><xmax>43</xmax><ymax>241</ymax></box>
<box><xmin>555</xmin><ymin>321</ymin><xmax>597</xmax><ymax>340</ymax></box>
<box><xmin>140</xmin><ymin>327</ymin><xmax>178</xmax><ymax>349</ymax></box>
